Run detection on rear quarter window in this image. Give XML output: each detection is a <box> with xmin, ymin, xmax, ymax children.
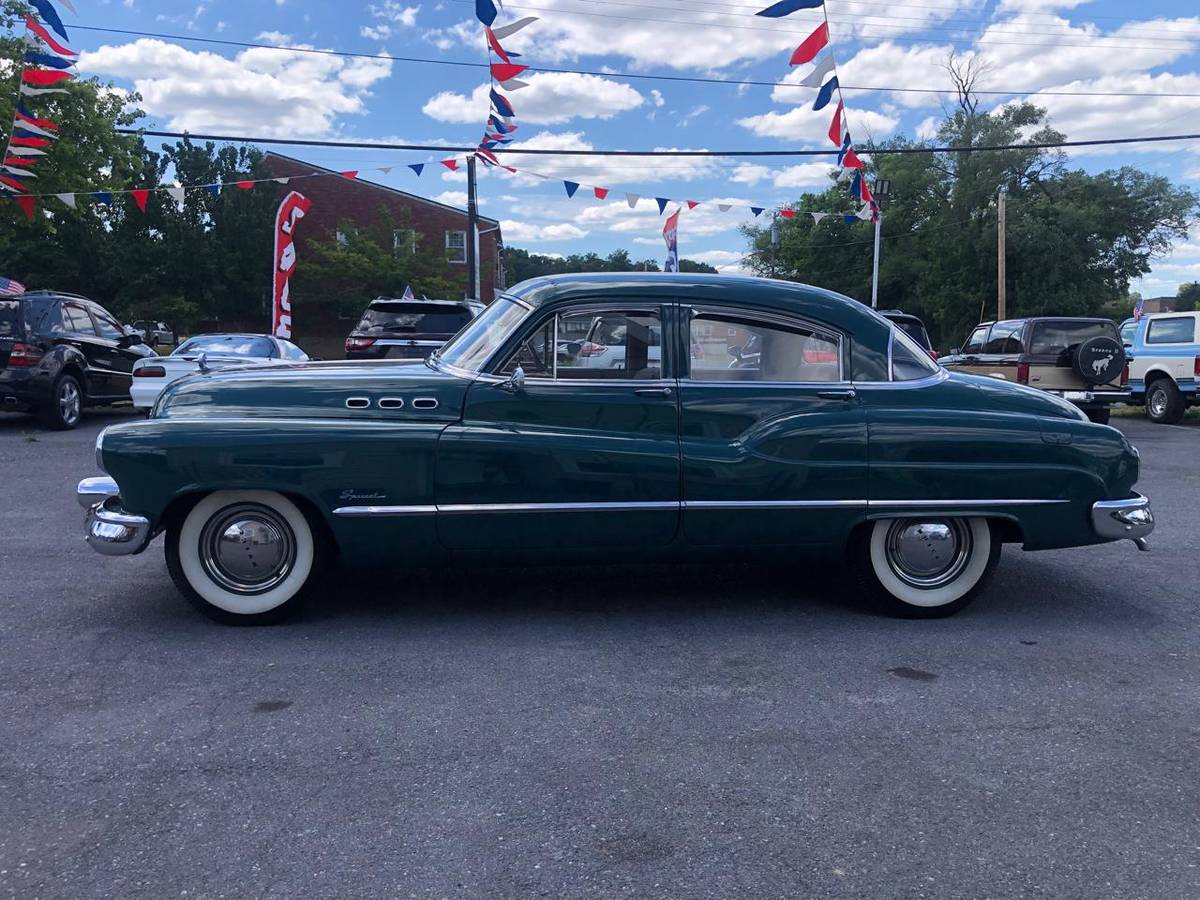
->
<box><xmin>1146</xmin><ymin>317</ymin><xmax>1196</xmax><ymax>344</ymax></box>
<box><xmin>0</xmin><ymin>300</ymin><xmax>21</xmax><ymax>337</ymax></box>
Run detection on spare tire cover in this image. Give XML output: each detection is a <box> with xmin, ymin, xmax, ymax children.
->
<box><xmin>1073</xmin><ymin>336</ymin><xmax>1125</xmax><ymax>385</ymax></box>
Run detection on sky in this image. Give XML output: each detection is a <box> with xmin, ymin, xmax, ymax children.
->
<box><xmin>57</xmin><ymin>0</ymin><xmax>1200</xmax><ymax>299</ymax></box>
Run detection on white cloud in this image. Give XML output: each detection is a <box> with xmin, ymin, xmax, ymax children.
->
<box><xmin>484</xmin><ymin>131</ymin><xmax>726</xmax><ymax>185</ymax></box>
<box><xmin>731</xmin><ymin>162</ymin><xmax>834</xmax><ymax>190</ymax></box>
<box><xmin>360</xmin><ymin>25</ymin><xmax>392</xmax><ymax>40</ymax></box>
<box><xmin>738</xmin><ymin>105</ymin><xmax>899</xmax><ymax>144</ymax></box>
<box><xmin>370</xmin><ymin>0</ymin><xmax>419</xmax><ymax>27</ymax></box>
<box><xmin>77</xmin><ymin>38</ymin><xmax>392</xmax><ymax>137</ymax></box>
<box><xmin>434</xmin><ymin>190</ymin><xmax>468</xmax><ymax>207</ymax></box>
<box><xmin>577</xmin><ymin>198</ymin><xmax>755</xmax><ymax>239</ymax></box>
<box><xmin>687</xmin><ymin>249</ymin><xmax>746</xmax><ymax>266</ymax></box>
<box><xmin>650</xmin><ymin>89</ymin><xmax>664</xmax><ymax>108</ymax></box>
<box><xmin>500</xmin><ymin>220</ymin><xmax>589</xmax><ymax>242</ymax></box>
<box><xmin>423</xmin><ymin>72</ymin><xmax>644</xmax><ymax>126</ymax></box>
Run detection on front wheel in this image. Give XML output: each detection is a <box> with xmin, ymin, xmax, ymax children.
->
<box><xmin>166</xmin><ymin>490</ymin><xmax>318</xmax><ymax>625</ymax></box>
<box><xmin>853</xmin><ymin>517</ymin><xmax>1001</xmax><ymax>618</ymax></box>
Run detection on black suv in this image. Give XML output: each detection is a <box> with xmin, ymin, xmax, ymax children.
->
<box><xmin>0</xmin><ymin>291</ymin><xmax>154</xmax><ymax>429</ymax></box>
<box><xmin>345</xmin><ymin>297</ymin><xmax>483</xmax><ymax>360</ymax></box>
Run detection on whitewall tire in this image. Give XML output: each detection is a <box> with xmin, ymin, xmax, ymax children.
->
<box><xmin>166</xmin><ymin>490</ymin><xmax>317</xmax><ymax>625</ymax></box>
<box><xmin>855</xmin><ymin>516</ymin><xmax>1000</xmax><ymax>618</ymax></box>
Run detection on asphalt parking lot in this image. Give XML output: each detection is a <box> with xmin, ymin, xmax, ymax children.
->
<box><xmin>1</xmin><ymin>408</ymin><xmax>1198</xmax><ymax>899</ymax></box>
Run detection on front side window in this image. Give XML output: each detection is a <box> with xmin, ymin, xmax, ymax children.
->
<box><xmin>1146</xmin><ymin>317</ymin><xmax>1195</xmax><ymax>344</ymax></box>
<box><xmin>445</xmin><ymin>230</ymin><xmax>467</xmax><ymax>264</ymax></box>
<box><xmin>687</xmin><ymin>311</ymin><xmax>840</xmax><ymax>383</ymax></box>
<box><xmin>962</xmin><ymin>325</ymin><xmax>989</xmax><ymax>354</ymax></box>
<box><xmin>983</xmin><ymin>320</ymin><xmax>1024</xmax><ymax>354</ymax></box>
<box><xmin>499</xmin><ymin>308</ymin><xmax>663</xmax><ymax>380</ymax></box>
<box><xmin>62</xmin><ymin>303</ymin><xmax>96</xmax><ymax>336</ymax></box>
<box><xmin>90</xmin><ymin>307</ymin><xmax>125</xmax><ymax>340</ymax></box>
<box><xmin>278</xmin><ymin>339</ymin><xmax>309</xmax><ymax>361</ymax></box>
<box><xmin>1120</xmin><ymin>320</ymin><xmax>1138</xmax><ymax>344</ymax></box>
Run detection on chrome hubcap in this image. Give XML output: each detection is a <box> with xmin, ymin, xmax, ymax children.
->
<box><xmin>884</xmin><ymin>519</ymin><xmax>972</xmax><ymax>589</ymax></box>
<box><xmin>59</xmin><ymin>381</ymin><xmax>80</xmax><ymax>424</ymax></box>
<box><xmin>1149</xmin><ymin>389</ymin><xmax>1167</xmax><ymax>417</ymax></box>
<box><xmin>199</xmin><ymin>503</ymin><xmax>296</xmax><ymax>595</ymax></box>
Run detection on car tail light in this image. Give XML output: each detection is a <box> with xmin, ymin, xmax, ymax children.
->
<box><xmin>1016</xmin><ymin>362</ymin><xmax>1030</xmax><ymax>384</ymax></box>
<box><xmin>1194</xmin><ymin>356</ymin><xmax>1200</xmax><ymax>378</ymax></box>
<box><xmin>7</xmin><ymin>342</ymin><xmax>43</xmax><ymax>367</ymax></box>
<box><xmin>577</xmin><ymin>341</ymin><xmax>608</xmax><ymax>358</ymax></box>
<box><xmin>1122</xmin><ymin>364</ymin><xmax>1130</xmax><ymax>386</ymax></box>
<box><xmin>134</xmin><ymin>365</ymin><xmax>166</xmax><ymax>378</ymax></box>
<box><xmin>345</xmin><ymin>337</ymin><xmax>377</xmax><ymax>352</ymax></box>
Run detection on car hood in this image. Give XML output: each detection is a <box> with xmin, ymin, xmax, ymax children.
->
<box><xmin>155</xmin><ymin>359</ymin><xmax>469</xmax><ymax>421</ymax></box>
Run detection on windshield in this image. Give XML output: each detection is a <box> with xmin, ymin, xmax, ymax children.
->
<box><xmin>436</xmin><ymin>298</ymin><xmax>529</xmax><ymax>373</ymax></box>
<box><xmin>356</xmin><ymin>302</ymin><xmax>473</xmax><ymax>336</ymax></box>
<box><xmin>1029</xmin><ymin>320</ymin><xmax>1116</xmax><ymax>355</ymax></box>
<box><xmin>174</xmin><ymin>335</ymin><xmax>275</xmax><ymax>357</ymax></box>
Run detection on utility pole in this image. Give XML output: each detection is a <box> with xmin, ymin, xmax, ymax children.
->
<box><xmin>870</xmin><ymin>179</ymin><xmax>891</xmax><ymax>309</ymax></box>
<box><xmin>466</xmin><ymin>155</ymin><xmax>478</xmax><ymax>301</ymax></box>
<box><xmin>997</xmin><ymin>189</ymin><xmax>1007</xmax><ymax>321</ymax></box>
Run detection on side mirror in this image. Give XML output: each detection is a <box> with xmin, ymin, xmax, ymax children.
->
<box><xmin>117</xmin><ymin>332</ymin><xmax>140</xmax><ymax>348</ymax></box>
<box><xmin>498</xmin><ymin>365</ymin><xmax>525</xmax><ymax>394</ymax></box>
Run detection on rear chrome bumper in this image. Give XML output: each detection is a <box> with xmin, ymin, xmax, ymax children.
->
<box><xmin>1046</xmin><ymin>389</ymin><xmax>1132</xmax><ymax>405</ymax></box>
<box><xmin>77</xmin><ymin>477</ymin><xmax>152</xmax><ymax>556</ymax></box>
<box><xmin>1092</xmin><ymin>492</ymin><xmax>1154</xmax><ymax>549</ymax></box>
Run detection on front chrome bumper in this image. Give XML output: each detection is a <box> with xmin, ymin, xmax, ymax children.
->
<box><xmin>1092</xmin><ymin>492</ymin><xmax>1154</xmax><ymax>550</ymax></box>
<box><xmin>77</xmin><ymin>477</ymin><xmax>152</xmax><ymax>556</ymax></box>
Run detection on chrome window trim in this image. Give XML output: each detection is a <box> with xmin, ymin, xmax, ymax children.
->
<box><xmin>476</xmin><ymin>374</ymin><xmax>675</xmax><ymax>388</ymax></box>
<box><xmin>682</xmin><ymin>303</ymin><xmax>846</xmax><ymax>385</ymax></box>
<box><xmin>887</xmin><ymin>325</ymin><xmax>895</xmax><ymax>382</ymax></box>
<box><xmin>869</xmin><ymin>498</ymin><xmax>1069</xmax><ymax>507</ymax></box>
<box><xmin>682</xmin><ymin>379</ymin><xmax>855</xmax><ymax>390</ymax></box>
<box><xmin>852</xmin><ymin>369</ymin><xmax>949</xmax><ymax>390</ymax></box>
<box><xmin>373</xmin><ymin>339</ymin><xmax>446</xmax><ymax>347</ymax></box>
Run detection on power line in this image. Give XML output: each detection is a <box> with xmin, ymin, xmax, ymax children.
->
<box><xmin>70</xmin><ymin>25</ymin><xmax>1200</xmax><ymax>99</ymax></box>
<box><xmin>119</xmin><ymin>128</ymin><xmax>1200</xmax><ymax>155</ymax></box>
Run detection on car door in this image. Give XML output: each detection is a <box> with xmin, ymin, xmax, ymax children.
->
<box><xmin>57</xmin><ymin>302</ymin><xmax>114</xmax><ymax>396</ymax></box>
<box><xmin>942</xmin><ymin>324</ymin><xmax>991</xmax><ymax>377</ymax></box>
<box><xmin>976</xmin><ymin>319</ymin><xmax>1023</xmax><ymax>380</ymax></box>
<box><xmin>86</xmin><ymin>303</ymin><xmax>142</xmax><ymax>399</ymax></box>
<box><xmin>436</xmin><ymin>301</ymin><xmax>681</xmax><ymax>552</ymax></box>
<box><xmin>678</xmin><ymin>303</ymin><xmax>868</xmax><ymax>548</ymax></box>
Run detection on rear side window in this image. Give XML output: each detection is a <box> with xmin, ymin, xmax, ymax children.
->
<box><xmin>962</xmin><ymin>325</ymin><xmax>989</xmax><ymax>354</ymax></box>
<box><xmin>0</xmin><ymin>300</ymin><xmax>20</xmax><ymax>337</ymax></box>
<box><xmin>1029</xmin><ymin>321</ymin><xmax>1116</xmax><ymax>355</ymax></box>
<box><xmin>891</xmin><ymin>318</ymin><xmax>930</xmax><ymax>350</ymax></box>
<box><xmin>983</xmin><ymin>320</ymin><xmax>1024</xmax><ymax>354</ymax></box>
<box><xmin>1146</xmin><ymin>317</ymin><xmax>1195</xmax><ymax>344</ymax></box>
<box><xmin>356</xmin><ymin>302</ymin><xmax>472</xmax><ymax>336</ymax></box>
<box><xmin>891</xmin><ymin>327</ymin><xmax>940</xmax><ymax>381</ymax></box>
<box><xmin>687</xmin><ymin>310</ymin><xmax>841</xmax><ymax>383</ymax></box>
<box><xmin>63</xmin><ymin>303</ymin><xmax>96</xmax><ymax>335</ymax></box>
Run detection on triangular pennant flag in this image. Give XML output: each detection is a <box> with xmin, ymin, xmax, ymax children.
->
<box><xmin>790</xmin><ymin>21</ymin><xmax>829</xmax><ymax>66</ymax></box>
<box><xmin>476</xmin><ymin>147</ymin><xmax>499</xmax><ymax>164</ymax></box>
<box><xmin>626</xmin><ymin>193</ymin><xmax>639</xmax><ymax>208</ymax></box>
<box><xmin>19</xmin><ymin>85</ymin><xmax>69</xmax><ymax>96</ymax></box>
<box><xmin>750</xmin><ymin>207</ymin><xmax>764</xmax><ymax>216</ymax></box>
<box><xmin>3</xmin><ymin>157</ymin><xmax>38</xmax><ymax>167</ymax></box>
<box><xmin>15</xmin><ymin>195</ymin><xmax>35</xmax><ymax>221</ymax></box>
<box><xmin>859</xmin><ymin>178</ymin><xmax>874</xmax><ymax>205</ymax></box>
<box><xmin>1</xmin><ymin>165</ymin><xmax>35</xmax><ymax>178</ymax></box>
<box><xmin>274</xmin><ymin>177</ymin><xmax>290</xmax><ymax>184</ymax></box>
<box><xmin>489</xmin><ymin>88</ymin><xmax>515</xmax><ymax>118</ymax></box>
<box><xmin>800</xmin><ymin>55</ymin><xmax>836</xmax><ymax>88</ymax></box>
<box><xmin>30</xmin><ymin>0</ymin><xmax>70</xmax><ymax>42</ymax></box>
<box><xmin>813</xmin><ymin>76</ymin><xmax>838</xmax><ymax>111</ymax></box>
<box><xmin>408</xmin><ymin>163</ymin><xmax>425</xmax><ymax>175</ymax></box>
<box><xmin>93</xmin><ymin>191</ymin><xmax>112</xmax><ymax>206</ymax></box>
<box><xmin>10</xmin><ymin>137</ymin><xmax>51</xmax><ymax>148</ymax></box>
<box><xmin>206</xmin><ymin>184</ymin><xmax>220</xmax><ymax>198</ymax></box>
<box><xmin>235</xmin><ymin>180</ymin><xmax>254</xmax><ymax>190</ymax></box>
<box><xmin>502</xmin><ymin>165</ymin><xmax>517</xmax><ymax>174</ymax></box>
<box><xmin>491</xmin><ymin>16</ymin><xmax>538</xmax><ymax>39</ymax></box>
<box><xmin>130</xmin><ymin>189</ymin><xmax>149</xmax><ymax>212</ymax></box>
<box><xmin>378</xmin><ymin>166</ymin><xmax>393</xmax><ymax>174</ymax></box>
<box><xmin>843</xmin><ymin>214</ymin><xmax>859</xmax><ymax>224</ymax></box>
<box><xmin>780</xmin><ymin>209</ymin><xmax>796</xmax><ymax>219</ymax></box>
<box><xmin>856</xmin><ymin>201</ymin><xmax>872</xmax><ymax>221</ymax></box>
<box><xmin>479</xmin><ymin>140</ymin><xmax>498</xmax><ymax>150</ymax></box>
<box><xmin>756</xmin><ymin>0</ymin><xmax>823</xmax><ymax>16</ymax></box>
<box><xmin>475</xmin><ymin>0</ymin><xmax>498</xmax><ymax>26</ymax></box>
<box><xmin>166</xmin><ymin>186</ymin><xmax>185</xmax><ymax>204</ymax></box>
<box><xmin>441</xmin><ymin>159</ymin><xmax>459</xmax><ymax>171</ymax></box>
<box><xmin>24</xmin><ymin>50</ymin><xmax>74</xmax><ymax>69</ymax></box>
<box><xmin>0</xmin><ymin>175</ymin><xmax>31</xmax><ymax>192</ymax></box>
<box><xmin>25</xmin><ymin>15</ymin><xmax>75</xmax><ymax>57</ymax></box>
<box><xmin>842</xmin><ymin>147</ymin><xmax>865</xmax><ymax>169</ymax></box>
<box><xmin>686</xmin><ymin>201</ymin><xmax>700</xmax><ymax>210</ymax></box>
<box><xmin>488</xmin><ymin>115</ymin><xmax>513</xmax><ymax>134</ymax></box>
<box><xmin>838</xmin><ymin>166</ymin><xmax>854</xmax><ymax>182</ymax></box>
<box><xmin>718</xmin><ymin>203</ymin><xmax>731</xmax><ymax>212</ymax></box>
<box><xmin>850</xmin><ymin>171</ymin><xmax>862</xmax><ymax>200</ymax></box>
<box><xmin>594</xmin><ymin>187</ymin><xmax>608</xmax><ymax>200</ymax></box>
<box><xmin>828</xmin><ymin>100</ymin><xmax>844</xmax><ymax>146</ymax></box>
<box><xmin>500</xmin><ymin>78</ymin><xmax>529</xmax><ymax>91</ymax></box>
<box><xmin>491</xmin><ymin>62</ymin><xmax>528</xmax><ymax>82</ymax></box>
<box><xmin>655</xmin><ymin>197</ymin><xmax>669</xmax><ymax>214</ymax></box>
<box><xmin>21</xmin><ymin>69</ymin><xmax>73</xmax><ymax>86</ymax></box>
<box><xmin>563</xmin><ymin>180</ymin><xmax>580</xmax><ymax>198</ymax></box>
<box><xmin>15</xmin><ymin>107</ymin><xmax>58</xmax><ymax>130</ymax></box>
<box><xmin>812</xmin><ymin>212</ymin><xmax>828</xmax><ymax>223</ymax></box>
<box><xmin>836</xmin><ymin>132</ymin><xmax>852</xmax><ymax>166</ymax></box>
<box><xmin>13</xmin><ymin>119</ymin><xmax>57</xmax><ymax>139</ymax></box>
<box><xmin>484</xmin><ymin>26</ymin><xmax>510</xmax><ymax>63</ymax></box>
<box><xmin>55</xmin><ymin>192</ymin><xmax>76</xmax><ymax>208</ymax></box>
<box><xmin>8</xmin><ymin>147</ymin><xmax>47</xmax><ymax>157</ymax></box>
<box><xmin>339</xmin><ymin>170</ymin><xmax>358</xmax><ymax>180</ymax></box>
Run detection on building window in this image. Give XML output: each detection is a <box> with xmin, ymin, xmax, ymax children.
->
<box><xmin>445</xmin><ymin>230</ymin><xmax>467</xmax><ymax>264</ymax></box>
<box><xmin>336</xmin><ymin>229</ymin><xmax>349</xmax><ymax>247</ymax></box>
<box><xmin>393</xmin><ymin>229</ymin><xmax>416</xmax><ymax>255</ymax></box>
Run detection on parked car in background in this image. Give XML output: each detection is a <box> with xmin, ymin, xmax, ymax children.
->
<box><xmin>130</xmin><ymin>333</ymin><xmax>310</xmax><ymax>410</ymax></box>
<box><xmin>131</xmin><ymin>320</ymin><xmax>177</xmax><ymax>349</ymax></box>
<box><xmin>79</xmin><ymin>273</ymin><xmax>1152</xmax><ymax>626</ymax></box>
<box><xmin>1</xmin><ymin>290</ymin><xmax>154</xmax><ymax>429</ymax></box>
<box><xmin>940</xmin><ymin>317</ymin><xmax>1128</xmax><ymax>424</ymax></box>
<box><xmin>1125</xmin><ymin>311</ymin><xmax>1200</xmax><ymax>424</ymax></box>
<box><xmin>879</xmin><ymin>309</ymin><xmax>937</xmax><ymax>359</ymax></box>
<box><xmin>344</xmin><ymin>297</ymin><xmax>484</xmax><ymax>360</ymax></box>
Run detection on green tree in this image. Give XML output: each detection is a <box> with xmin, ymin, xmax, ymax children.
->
<box><xmin>1177</xmin><ymin>282</ymin><xmax>1200</xmax><ymax>312</ymax></box>
<box><xmin>504</xmin><ymin>245</ymin><xmax>716</xmax><ymax>282</ymax></box>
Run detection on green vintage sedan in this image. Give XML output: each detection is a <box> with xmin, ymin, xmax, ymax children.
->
<box><xmin>77</xmin><ymin>274</ymin><xmax>1154</xmax><ymax>624</ymax></box>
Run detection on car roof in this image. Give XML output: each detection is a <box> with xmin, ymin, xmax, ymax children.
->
<box><xmin>181</xmin><ymin>333</ymin><xmax>276</xmax><ymax>341</ymax></box>
<box><xmin>369</xmin><ymin>297</ymin><xmax>466</xmax><ymax>306</ymax></box>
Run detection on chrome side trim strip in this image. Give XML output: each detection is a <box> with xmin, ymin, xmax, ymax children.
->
<box><xmin>439</xmin><ymin>501</ymin><xmax>677</xmax><ymax>514</ymax></box>
<box><xmin>684</xmin><ymin>499</ymin><xmax>867</xmax><ymax>509</ymax></box>
<box><xmin>869</xmin><ymin>498</ymin><xmax>1070</xmax><ymax>507</ymax></box>
<box><xmin>333</xmin><ymin>505</ymin><xmax>437</xmax><ymax>517</ymax></box>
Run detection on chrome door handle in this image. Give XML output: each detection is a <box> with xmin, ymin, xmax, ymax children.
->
<box><xmin>816</xmin><ymin>389</ymin><xmax>857</xmax><ymax>401</ymax></box>
<box><xmin>634</xmin><ymin>386</ymin><xmax>673</xmax><ymax>397</ymax></box>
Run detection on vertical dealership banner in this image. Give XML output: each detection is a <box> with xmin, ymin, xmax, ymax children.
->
<box><xmin>272</xmin><ymin>191</ymin><xmax>312</xmax><ymax>338</ymax></box>
<box><xmin>663</xmin><ymin>208</ymin><xmax>680</xmax><ymax>273</ymax></box>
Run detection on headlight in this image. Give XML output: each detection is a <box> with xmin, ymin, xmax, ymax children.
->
<box><xmin>95</xmin><ymin>428</ymin><xmax>107</xmax><ymax>473</ymax></box>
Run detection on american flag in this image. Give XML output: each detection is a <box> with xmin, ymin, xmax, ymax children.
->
<box><xmin>1132</xmin><ymin>295</ymin><xmax>1146</xmax><ymax>322</ymax></box>
<box><xmin>0</xmin><ymin>276</ymin><xmax>26</xmax><ymax>297</ymax></box>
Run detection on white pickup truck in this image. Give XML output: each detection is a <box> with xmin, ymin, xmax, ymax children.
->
<box><xmin>1126</xmin><ymin>311</ymin><xmax>1200</xmax><ymax>424</ymax></box>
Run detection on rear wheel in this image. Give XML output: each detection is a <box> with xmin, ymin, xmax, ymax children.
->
<box><xmin>166</xmin><ymin>490</ymin><xmax>318</xmax><ymax>625</ymax></box>
<box><xmin>39</xmin><ymin>374</ymin><xmax>83</xmax><ymax>430</ymax></box>
<box><xmin>853</xmin><ymin>517</ymin><xmax>1001</xmax><ymax>618</ymax></box>
<box><xmin>1085</xmin><ymin>408</ymin><xmax>1111</xmax><ymax>425</ymax></box>
<box><xmin>1146</xmin><ymin>379</ymin><xmax>1185</xmax><ymax>425</ymax></box>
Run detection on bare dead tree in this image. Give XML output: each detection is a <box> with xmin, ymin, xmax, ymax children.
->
<box><xmin>943</xmin><ymin>51</ymin><xmax>992</xmax><ymax>117</ymax></box>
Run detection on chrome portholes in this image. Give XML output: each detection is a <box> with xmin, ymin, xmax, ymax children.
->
<box><xmin>883</xmin><ymin>518</ymin><xmax>973</xmax><ymax>590</ymax></box>
<box><xmin>198</xmin><ymin>503</ymin><xmax>297</xmax><ymax>596</ymax></box>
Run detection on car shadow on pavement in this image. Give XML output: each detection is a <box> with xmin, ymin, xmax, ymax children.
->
<box><xmin>0</xmin><ymin>408</ymin><xmax>142</xmax><ymax>433</ymax></box>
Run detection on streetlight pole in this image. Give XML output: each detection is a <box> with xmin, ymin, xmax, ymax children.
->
<box><xmin>869</xmin><ymin>179</ymin><xmax>891</xmax><ymax>310</ymax></box>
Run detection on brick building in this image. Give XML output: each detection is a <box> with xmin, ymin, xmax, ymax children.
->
<box><xmin>262</xmin><ymin>153</ymin><xmax>505</xmax><ymax>356</ymax></box>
